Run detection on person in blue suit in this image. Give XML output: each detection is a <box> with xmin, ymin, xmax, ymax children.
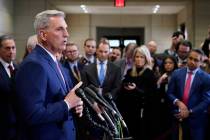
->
<box><xmin>167</xmin><ymin>48</ymin><xmax>210</xmax><ymax>140</ymax></box>
<box><xmin>15</xmin><ymin>10</ymin><xmax>83</xmax><ymax>140</ymax></box>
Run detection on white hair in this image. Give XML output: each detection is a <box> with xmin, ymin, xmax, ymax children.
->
<box><xmin>34</xmin><ymin>10</ymin><xmax>65</xmax><ymax>33</ymax></box>
<box><xmin>27</xmin><ymin>34</ymin><xmax>38</xmax><ymax>49</ymax></box>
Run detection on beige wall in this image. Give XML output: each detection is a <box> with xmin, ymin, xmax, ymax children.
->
<box><xmin>0</xmin><ymin>0</ymin><xmax>13</xmax><ymax>35</ymax></box>
<box><xmin>67</xmin><ymin>14</ymin><xmax>177</xmax><ymax>54</ymax></box>
<box><xmin>194</xmin><ymin>0</ymin><xmax>210</xmax><ymax>48</ymax></box>
<box><xmin>66</xmin><ymin>14</ymin><xmax>91</xmax><ymax>54</ymax></box>
<box><xmin>177</xmin><ymin>1</ymin><xmax>194</xmax><ymax>45</ymax></box>
<box><xmin>13</xmin><ymin>0</ymin><xmax>47</xmax><ymax>61</ymax></box>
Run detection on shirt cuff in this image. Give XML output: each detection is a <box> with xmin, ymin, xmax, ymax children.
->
<box><xmin>64</xmin><ymin>99</ymin><xmax>71</xmax><ymax>110</ymax></box>
<box><xmin>189</xmin><ymin>109</ymin><xmax>193</xmax><ymax>114</ymax></box>
<box><xmin>173</xmin><ymin>99</ymin><xmax>179</xmax><ymax>105</ymax></box>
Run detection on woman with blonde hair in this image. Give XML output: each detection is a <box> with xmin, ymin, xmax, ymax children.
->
<box><xmin>116</xmin><ymin>45</ymin><xmax>158</xmax><ymax>140</ymax></box>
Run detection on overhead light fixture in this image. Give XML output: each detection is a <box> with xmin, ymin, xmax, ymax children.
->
<box><xmin>114</xmin><ymin>0</ymin><xmax>125</xmax><ymax>8</ymax></box>
<box><xmin>80</xmin><ymin>4</ymin><xmax>88</xmax><ymax>13</ymax></box>
<box><xmin>153</xmin><ymin>5</ymin><xmax>160</xmax><ymax>14</ymax></box>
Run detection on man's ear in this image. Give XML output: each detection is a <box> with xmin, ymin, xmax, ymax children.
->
<box><xmin>39</xmin><ymin>30</ymin><xmax>47</xmax><ymax>41</ymax></box>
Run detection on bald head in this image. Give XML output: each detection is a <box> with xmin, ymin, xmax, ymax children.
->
<box><xmin>147</xmin><ymin>41</ymin><xmax>157</xmax><ymax>55</ymax></box>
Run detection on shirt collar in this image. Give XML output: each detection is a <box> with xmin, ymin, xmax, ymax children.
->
<box><xmin>97</xmin><ymin>59</ymin><xmax>108</xmax><ymax>65</ymax></box>
<box><xmin>85</xmin><ymin>55</ymin><xmax>94</xmax><ymax>63</ymax></box>
<box><xmin>68</xmin><ymin>61</ymin><xmax>78</xmax><ymax>68</ymax></box>
<box><xmin>38</xmin><ymin>44</ymin><xmax>57</xmax><ymax>62</ymax></box>
<box><xmin>0</xmin><ymin>57</ymin><xmax>13</xmax><ymax>68</ymax></box>
<box><xmin>187</xmin><ymin>67</ymin><xmax>199</xmax><ymax>74</ymax></box>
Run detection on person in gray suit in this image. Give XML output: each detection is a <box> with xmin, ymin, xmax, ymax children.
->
<box><xmin>114</xmin><ymin>43</ymin><xmax>137</xmax><ymax>79</ymax></box>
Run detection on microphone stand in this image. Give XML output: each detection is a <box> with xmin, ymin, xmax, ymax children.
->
<box><xmin>104</xmin><ymin>94</ymin><xmax>131</xmax><ymax>139</ymax></box>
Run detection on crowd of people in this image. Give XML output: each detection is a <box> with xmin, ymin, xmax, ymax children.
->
<box><xmin>1</xmin><ymin>9</ymin><xmax>210</xmax><ymax>140</ymax></box>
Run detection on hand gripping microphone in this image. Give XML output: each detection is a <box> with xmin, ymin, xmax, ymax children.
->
<box><xmin>75</xmin><ymin>88</ymin><xmax>105</xmax><ymax>121</ymax></box>
<box><xmin>84</xmin><ymin>87</ymin><xmax>117</xmax><ymax>115</ymax></box>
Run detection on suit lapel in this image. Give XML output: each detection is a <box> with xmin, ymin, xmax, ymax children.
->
<box><xmin>103</xmin><ymin>62</ymin><xmax>111</xmax><ymax>86</ymax></box>
<box><xmin>0</xmin><ymin>62</ymin><xmax>10</xmax><ymax>79</ymax></box>
<box><xmin>180</xmin><ymin>68</ymin><xmax>187</xmax><ymax>97</ymax></box>
<box><xmin>188</xmin><ymin>70</ymin><xmax>200</xmax><ymax>98</ymax></box>
<box><xmin>36</xmin><ymin>45</ymin><xmax>67</xmax><ymax>93</ymax></box>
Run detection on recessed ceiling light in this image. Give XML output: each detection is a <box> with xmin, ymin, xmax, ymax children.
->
<box><xmin>153</xmin><ymin>5</ymin><xmax>160</xmax><ymax>14</ymax></box>
<box><xmin>80</xmin><ymin>5</ymin><xmax>86</xmax><ymax>8</ymax></box>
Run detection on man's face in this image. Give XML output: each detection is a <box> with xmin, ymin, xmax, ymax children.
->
<box><xmin>187</xmin><ymin>51</ymin><xmax>202</xmax><ymax>70</ymax></box>
<box><xmin>109</xmin><ymin>48</ymin><xmax>121</xmax><ymax>61</ymax></box>
<box><xmin>84</xmin><ymin>40</ymin><xmax>96</xmax><ymax>57</ymax></box>
<box><xmin>65</xmin><ymin>45</ymin><xmax>79</xmax><ymax>62</ymax></box>
<box><xmin>0</xmin><ymin>39</ymin><xmax>16</xmax><ymax>63</ymax></box>
<box><xmin>96</xmin><ymin>43</ymin><xmax>110</xmax><ymax>61</ymax></box>
<box><xmin>177</xmin><ymin>45</ymin><xmax>190</xmax><ymax>60</ymax></box>
<box><xmin>41</xmin><ymin>16</ymin><xmax>69</xmax><ymax>54</ymax></box>
<box><xmin>147</xmin><ymin>42</ymin><xmax>157</xmax><ymax>54</ymax></box>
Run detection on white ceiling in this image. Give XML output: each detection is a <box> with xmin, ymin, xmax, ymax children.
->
<box><xmin>57</xmin><ymin>5</ymin><xmax>185</xmax><ymax>15</ymax></box>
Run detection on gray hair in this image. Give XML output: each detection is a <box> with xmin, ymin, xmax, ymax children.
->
<box><xmin>0</xmin><ymin>34</ymin><xmax>14</xmax><ymax>48</ymax></box>
<box><xmin>133</xmin><ymin>45</ymin><xmax>152</xmax><ymax>69</ymax></box>
<box><xmin>27</xmin><ymin>34</ymin><xmax>38</xmax><ymax>49</ymax></box>
<box><xmin>34</xmin><ymin>10</ymin><xmax>65</xmax><ymax>33</ymax></box>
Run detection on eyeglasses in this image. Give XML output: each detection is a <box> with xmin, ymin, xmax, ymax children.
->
<box><xmin>66</xmin><ymin>50</ymin><xmax>77</xmax><ymax>54</ymax></box>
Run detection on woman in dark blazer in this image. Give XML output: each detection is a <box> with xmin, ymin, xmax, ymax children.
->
<box><xmin>116</xmin><ymin>45</ymin><xmax>157</xmax><ymax>140</ymax></box>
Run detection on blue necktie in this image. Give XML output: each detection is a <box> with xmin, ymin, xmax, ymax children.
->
<box><xmin>99</xmin><ymin>61</ymin><xmax>105</xmax><ymax>86</ymax></box>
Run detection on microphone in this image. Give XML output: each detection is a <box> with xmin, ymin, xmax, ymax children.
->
<box><xmin>88</xmin><ymin>84</ymin><xmax>111</xmax><ymax>105</ymax></box>
<box><xmin>76</xmin><ymin>88</ymin><xmax>119</xmax><ymax>136</ymax></box>
<box><xmin>75</xmin><ymin>88</ymin><xmax>105</xmax><ymax>121</ymax></box>
<box><xmin>84</xmin><ymin>87</ymin><xmax>117</xmax><ymax>115</ymax></box>
<box><xmin>104</xmin><ymin>94</ymin><xmax>128</xmax><ymax>129</ymax></box>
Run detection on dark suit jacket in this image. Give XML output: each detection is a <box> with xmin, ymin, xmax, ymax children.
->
<box><xmin>167</xmin><ymin>67</ymin><xmax>210</xmax><ymax>140</ymax></box>
<box><xmin>0</xmin><ymin>62</ymin><xmax>17</xmax><ymax>139</ymax></box>
<box><xmin>15</xmin><ymin>45</ymin><xmax>75</xmax><ymax>140</ymax></box>
<box><xmin>81</xmin><ymin>61</ymin><xmax>121</xmax><ymax>98</ymax></box>
<box><xmin>63</xmin><ymin>61</ymin><xmax>83</xmax><ymax>86</ymax></box>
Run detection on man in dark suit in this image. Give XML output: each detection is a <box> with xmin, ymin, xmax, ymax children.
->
<box><xmin>167</xmin><ymin>48</ymin><xmax>210</xmax><ymax>140</ymax></box>
<box><xmin>82</xmin><ymin>40</ymin><xmax>121</xmax><ymax>98</ymax></box>
<box><xmin>63</xmin><ymin>42</ymin><xmax>83</xmax><ymax>86</ymax></box>
<box><xmin>79</xmin><ymin>38</ymin><xmax>97</xmax><ymax>66</ymax></box>
<box><xmin>0</xmin><ymin>35</ymin><xmax>17</xmax><ymax>140</ymax></box>
<box><xmin>15</xmin><ymin>10</ymin><xmax>83</xmax><ymax>140</ymax></box>
<box><xmin>81</xmin><ymin>40</ymin><xmax>121</xmax><ymax>139</ymax></box>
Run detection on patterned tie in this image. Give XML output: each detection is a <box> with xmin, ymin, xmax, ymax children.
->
<box><xmin>55</xmin><ymin>61</ymin><xmax>66</xmax><ymax>86</ymax></box>
<box><xmin>99</xmin><ymin>61</ymin><xmax>105</xmax><ymax>86</ymax></box>
<box><xmin>8</xmin><ymin>64</ymin><xmax>14</xmax><ymax>77</ymax></box>
<box><xmin>73</xmin><ymin>65</ymin><xmax>80</xmax><ymax>81</ymax></box>
<box><xmin>182</xmin><ymin>71</ymin><xmax>193</xmax><ymax>105</ymax></box>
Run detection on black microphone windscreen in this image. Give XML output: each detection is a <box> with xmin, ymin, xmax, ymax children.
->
<box><xmin>88</xmin><ymin>84</ymin><xmax>99</xmax><ymax>93</ymax></box>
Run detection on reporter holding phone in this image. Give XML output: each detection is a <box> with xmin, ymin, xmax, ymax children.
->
<box><xmin>116</xmin><ymin>45</ymin><xmax>157</xmax><ymax>140</ymax></box>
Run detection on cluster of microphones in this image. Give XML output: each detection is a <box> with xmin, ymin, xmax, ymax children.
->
<box><xmin>75</xmin><ymin>84</ymin><xmax>132</xmax><ymax>140</ymax></box>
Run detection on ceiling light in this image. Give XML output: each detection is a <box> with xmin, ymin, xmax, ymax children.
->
<box><xmin>155</xmin><ymin>5</ymin><xmax>160</xmax><ymax>8</ymax></box>
<box><xmin>153</xmin><ymin>5</ymin><xmax>160</xmax><ymax>14</ymax></box>
<box><xmin>80</xmin><ymin>5</ymin><xmax>86</xmax><ymax>9</ymax></box>
<box><xmin>80</xmin><ymin>4</ymin><xmax>88</xmax><ymax>13</ymax></box>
